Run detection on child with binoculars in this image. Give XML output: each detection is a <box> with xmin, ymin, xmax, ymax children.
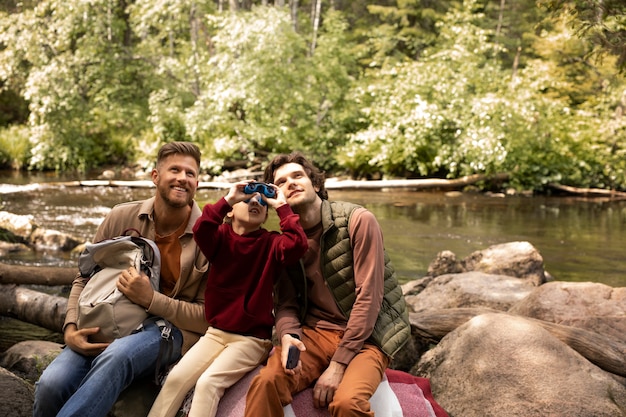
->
<box><xmin>148</xmin><ymin>180</ymin><xmax>308</xmax><ymax>417</ymax></box>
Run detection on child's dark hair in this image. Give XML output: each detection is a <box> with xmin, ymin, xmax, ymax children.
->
<box><xmin>263</xmin><ymin>152</ymin><xmax>328</xmax><ymax>200</ymax></box>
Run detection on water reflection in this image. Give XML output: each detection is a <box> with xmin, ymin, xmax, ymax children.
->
<box><xmin>0</xmin><ymin>174</ymin><xmax>624</xmax><ymax>287</ymax></box>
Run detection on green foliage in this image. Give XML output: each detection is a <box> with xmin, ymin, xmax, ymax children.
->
<box><xmin>0</xmin><ymin>0</ymin><xmax>148</xmax><ymax>171</ymax></box>
<box><xmin>177</xmin><ymin>7</ymin><xmax>357</xmax><ymax>173</ymax></box>
<box><xmin>538</xmin><ymin>0</ymin><xmax>626</xmax><ymax>73</ymax></box>
<box><xmin>339</xmin><ymin>0</ymin><xmax>626</xmax><ymax>191</ymax></box>
<box><xmin>340</xmin><ymin>2</ymin><xmax>509</xmax><ymax>178</ymax></box>
<box><xmin>0</xmin><ymin>0</ymin><xmax>624</xmax><ymax>193</ymax></box>
<box><xmin>362</xmin><ymin>0</ymin><xmax>450</xmax><ymax>66</ymax></box>
<box><xmin>0</xmin><ymin>125</ymin><xmax>30</xmax><ymax>169</ymax></box>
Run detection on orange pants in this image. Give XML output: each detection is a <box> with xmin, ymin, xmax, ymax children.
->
<box><xmin>244</xmin><ymin>326</ymin><xmax>389</xmax><ymax>417</ymax></box>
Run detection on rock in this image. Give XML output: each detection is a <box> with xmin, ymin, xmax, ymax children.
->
<box><xmin>0</xmin><ymin>241</ymin><xmax>30</xmax><ymax>256</ymax></box>
<box><xmin>427</xmin><ymin>250</ymin><xmax>463</xmax><ymax>276</ymax></box>
<box><xmin>0</xmin><ymin>211</ymin><xmax>36</xmax><ymax>243</ymax></box>
<box><xmin>462</xmin><ymin>241</ymin><xmax>547</xmax><ymax>285</ymax></box>
<box><xmin>0</xmin><ymin>367</ymin><xmax>34</xmax><ymax>417</ymax></box>
<box><xmin>0</xmin><ymin>210</ymin><xmax>83</xmax><ymax>251</ymax></box>
<box><xmin>427</xmin><ymin>241</ymin><xmax>548</xmax><ymax>286</ymax></box>
<box><xmin>2</xmin><ymin>240</ymin><xmax>623</xmax><ymax>417</ymax></box>
<box><xmin>404</xmin><ymin>271</ymin><xmax>535</xmax><ymax>313</ymax></box>
<box><xmin>98</xmin><ymin>169</ymin><xmax>116</xmax><ymax>180</ymax></box>
<box><xmin>509</xmin><ymin>281</ymin><xmax>626</xmax><ymax>343</ymax></box>
<box><xmin>29</xmin><ymin>228</ymin><xmax>81</xmax><ymax>251</ymax></box>
<box><xmin>414</xmin><ymin>313</ymin><xmax>626</xmax><ymax>417</ymax></box>
<box><xmin>109</xmin><ymin>377</ymin><xmax>160</xmax><ymax>417</ymax></box>
<box><xmin>0</xmin><ymin>341</ymin><xmax>62</xmax><ymax>383</ymax></box>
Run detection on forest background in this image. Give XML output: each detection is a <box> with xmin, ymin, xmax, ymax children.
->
<box><xmin>0</xmin><ymin>0</ymin><xmax>625</xmax><ymax>193</ymax></box>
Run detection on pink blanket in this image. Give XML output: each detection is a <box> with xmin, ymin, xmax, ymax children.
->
<box><xmin>213</xmin><ymin>367</ymin><xmax>449</xmax><ymax>417</ymax></box>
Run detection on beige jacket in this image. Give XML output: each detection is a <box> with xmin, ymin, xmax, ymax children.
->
<box><xmin>64</xmin><ymin>197</ymin><xmax>209</xmax><ymax>353</ymax></box>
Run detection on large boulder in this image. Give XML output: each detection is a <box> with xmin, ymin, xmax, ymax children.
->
<box><xmin>509</xmin><ymin>281</ymin><xmax>626</xmax><ymax>343</ymax></box>
<box><xmin>403</xmin><ymin>271</ymin><xmax>535</xmax><ymax>313</ymax></box>
<box><xmin>0</xmin><ymin>340</ymin><xmax>62</xmax><ymax>383</ymax></box>
<box><xmin>462</xmin><ymin>241</ymin><xmax>547</xmax><ymax>285</ymax></box>
<box><xmin>414</xmin><ymin>313</ymin><xmax>626</xmax><ymax>417</ymax></box>
<box><xmin>427</xmin><ymin>241</ymin><xmax>548</xmax><ymax>285</ymax></box>
<box><xmin>0</xmin><ymin>367</ymin><xmax>34</xmax><ymax>417</ymax></box>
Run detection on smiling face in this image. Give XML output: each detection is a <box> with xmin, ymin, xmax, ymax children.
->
<box><xmin>228</xmin><ymin>195</ymin><xmax>268</xmax><ymax>233</ymax></box>
<box><xmin>152</xmin><ymin>153</ymin><xmax>199</xmax><ymax>209</ymax></box>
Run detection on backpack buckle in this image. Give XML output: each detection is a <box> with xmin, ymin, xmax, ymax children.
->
<box><xmin>155</xmin><ymin>318</ymin><xmax>172</xmax><ymax>341</ymax></box>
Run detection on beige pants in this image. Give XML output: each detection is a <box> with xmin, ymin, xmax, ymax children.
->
<box><xmin>148</xmin><ymin>327</ymin><xmax>272</xmax><ymax>417</ymax></box>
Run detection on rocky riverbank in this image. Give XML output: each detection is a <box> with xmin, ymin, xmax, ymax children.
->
<box><xmin>1</xmin><ymin>241</ymin><xmax>625</xmax><ymax>416</ymax></box>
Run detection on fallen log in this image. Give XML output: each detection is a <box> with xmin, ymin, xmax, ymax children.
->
<box><xmin>410</xmin><ymin>308</ymin><xmax>626</xmax><ymax>378</ymax></box>
<box><xmin>0</xmin><ymin>262</ymin><xmax>76</xmax><ymax>285</ymax></box>
<box><xmin>0</xmin><ymin>284</ymin><xmax>66</xmax><ymax>333</ymax></box>
<box><xmin>324</xmin><ymin>173</ymin><xmax>510</xmax><ymax>190</ymax></box>
<box><xmin>548</xmin><ymin>183</ymin><xmax>626</xmax><ymax>199</ymax></box>
<box><xmin>32</xmin><ymin>173</ymin><xmax>511</xmax><ymax>191</ymax></box>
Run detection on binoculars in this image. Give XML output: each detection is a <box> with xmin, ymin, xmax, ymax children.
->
<box><xmin>243</xmin><ymin>182</ymin><xmax>276</xmax><ymax>206</ymax></box>
<box><xmin>244</xmin><ymin>182</ymin><xmax>277</xmax><ymax>199</ymax></box>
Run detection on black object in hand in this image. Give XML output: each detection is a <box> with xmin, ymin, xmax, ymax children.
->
<box><xmin>286</xmin><ymin>345</ymin><xmax>300</xmax><ymax>369</ymax></box>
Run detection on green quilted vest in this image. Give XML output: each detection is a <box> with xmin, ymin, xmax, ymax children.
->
<box><xmin>288</xmin><ymin>200</ymin><xmax>411</xmax><ymax>357</ymax></box>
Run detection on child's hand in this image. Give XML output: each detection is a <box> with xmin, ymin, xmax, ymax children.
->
<box><xmin>224</xmin><ymin>180</ymin><xmax>253</xmax><ymax>206</ymax></box>
<box><xmin>265</xmin><ymin>185</ymin><xmax>287</xmax><ymax>209</ymax></box>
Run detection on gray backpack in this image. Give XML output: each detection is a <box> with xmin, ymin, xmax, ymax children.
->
<box><xmin>76</xmin><ymin>235</ymin><xmax>161</xmax><ymax>343</ymax></box>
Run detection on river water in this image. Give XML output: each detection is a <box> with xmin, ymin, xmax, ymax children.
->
<box><xmin>0</xmin><ymin>171</ymin><xmax>624</xmax><ymax>288</ymax></box>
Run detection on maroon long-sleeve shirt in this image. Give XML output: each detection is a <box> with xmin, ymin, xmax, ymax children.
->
<box><xmin>193</xmin><ymin>198</ymin><xmax>308</xmax><ymax>340</ymax></box>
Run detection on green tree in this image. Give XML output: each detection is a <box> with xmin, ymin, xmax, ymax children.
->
<box><xmin>179</xmin><ymin>6</ymin><xmax>357</xmax><ymax>173</ymax></box>
<box><xmin>0</xmin><ymin>0</ymin><xmax>153</xmax><ymax>170</ymax></box>
<box><xmin>339</xmin><ymin>0</ymin><xmax>626</xmax><ymax>191</ymax></box>
<box><xmin>538</xmin><ymin>0</ymin><xmax>626</xmax><ymax>72</ymax></box>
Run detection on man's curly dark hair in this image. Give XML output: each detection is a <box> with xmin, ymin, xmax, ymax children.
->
<box><xmin>263</xmin><ymin>152</ymin><xmax>328</xmax><ymax>200</ymax></box>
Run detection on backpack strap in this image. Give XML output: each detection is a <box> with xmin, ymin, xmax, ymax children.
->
<box><xmin>154</xmin><ymin>318</ymin><xmax>174</xmax><ymax>384</ymax></box>
<box><xmin>134</xmin><ymin>316</ymin><xmax>175</xmax><ymax>385</ymax></box>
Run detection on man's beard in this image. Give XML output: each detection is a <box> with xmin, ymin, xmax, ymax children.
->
<box><xmin>158</xmin><ymin>186</ymin><xmax>193</xmax><ymax>208</ymax></box>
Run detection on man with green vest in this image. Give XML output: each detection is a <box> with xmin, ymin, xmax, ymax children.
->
<box><xmin>244</xmin><ymin>152</ymin><xmax>411</xmax><ymax>417</ymax></box>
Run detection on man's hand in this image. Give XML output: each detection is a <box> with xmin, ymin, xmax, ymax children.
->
<box><xmin>117</xmin><ymin>266</ymin><xmax>154</xmax><ymax>308</ymax></box>
<box><xmin>313</xmin><ymin>361</ymin><xmax>346</xmax><ymax>409</ymax></box>
<box><xmin>280</xmin><ymin>334</ymin><xmax>306</xmax><ymax>375</ymax></box>
<box><xmin>64</xmin><ymin>324</ymin><xmax>110</xmax><ymax>356</ymax></box>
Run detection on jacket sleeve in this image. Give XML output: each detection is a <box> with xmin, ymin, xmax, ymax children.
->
<box><xmin>332</xmin><ymin>208</ymin><xmax>385</xmax><ymax>365</ymax></box>
<box><xmin>192</xmin><ymin>197</ymin><xmax>231</xmax><ymax>260</ymax></box>
<box><xmin>146</xmin><ymin>288</ymin><xmax>206</xmax><ymax>334</ymax></box>
<box><xmin>273</xmin><ymin>204</ymin><xmax>308</xmax><ymax>266</ymax></box>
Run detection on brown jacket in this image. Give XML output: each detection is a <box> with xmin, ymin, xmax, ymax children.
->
<box><xmin>64</xmin><ymin>197</ymin><xmax>209</xmax><ymax>353</ymax></box>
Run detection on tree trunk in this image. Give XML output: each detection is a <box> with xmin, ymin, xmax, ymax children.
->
<box><xmin>0</xmin><ymin>284</ymin><xmax>66</xmax><ymax>333</ymax></box>
<box><xmin>410</xmin><ymin>308</ymin><xmax>626</xmax><ymax>378</ymax></box>
<box><xmin>0</xmin><ymin>263</ymin><xmax>76</xmax><ymax>285</ymax></box>
<box><xmin>310</xmin><ymin>0</ymin><xmax>321</xmax><ymax>56</ymax></box>
<box><xmin>291</xmin><ymin>0</ymin><xmax>299</xmax><ymax>32</ymax></box>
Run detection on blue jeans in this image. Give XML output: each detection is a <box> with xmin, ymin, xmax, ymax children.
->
<box><xmin>33</xmin><ymin>321</ymin><xmax>182</xmax><ymax>417</ymax></box>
